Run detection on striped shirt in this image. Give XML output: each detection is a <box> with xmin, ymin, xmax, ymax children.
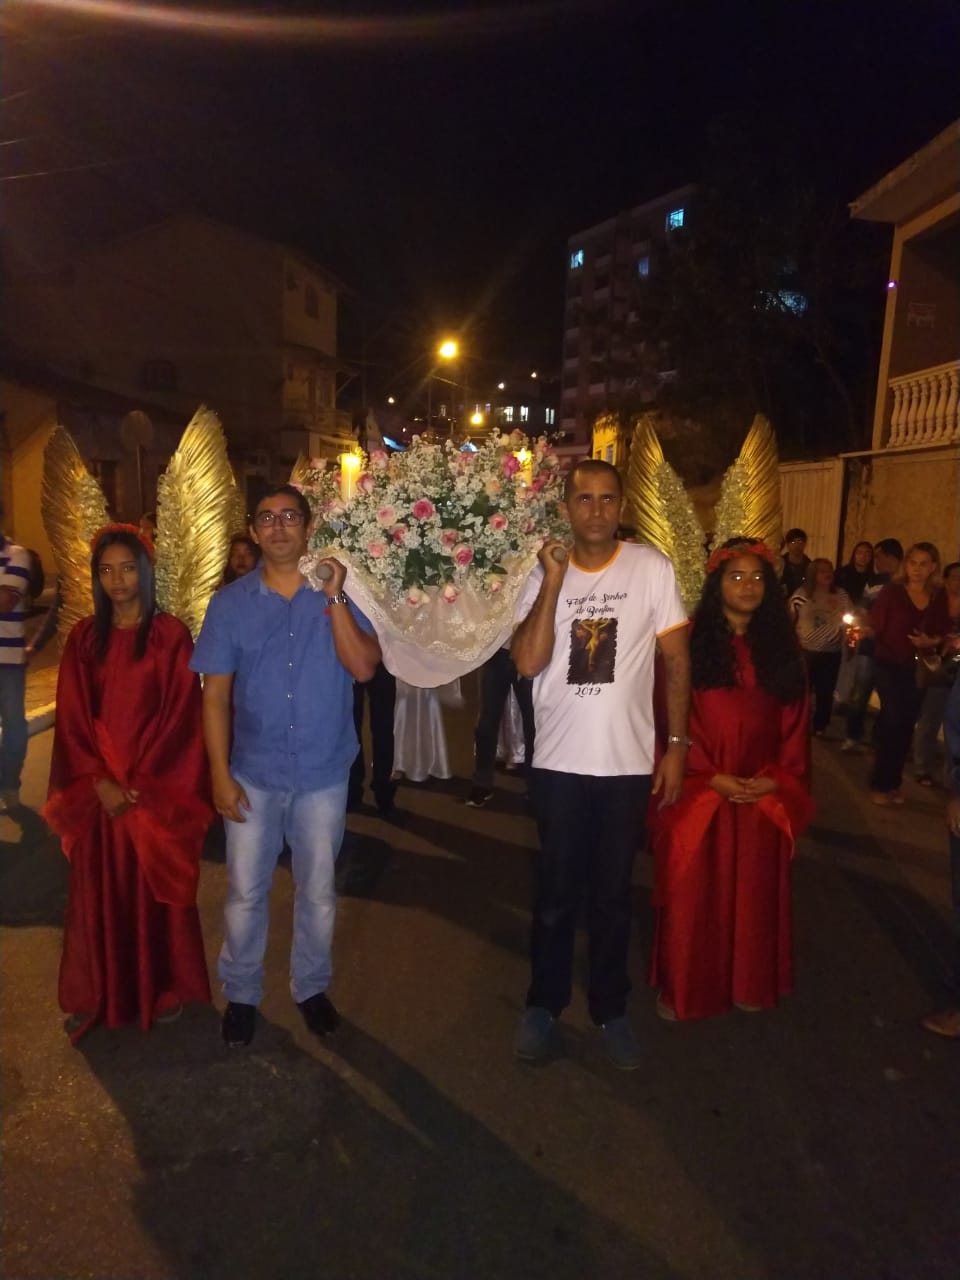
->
<box><xmin>0</xmin><ymin>537</ymin><xmax>31</xmax><ymax>666</ymax></box>
<box><xmin>789</xmin><ymin>587</ymin><xmax>852</xmax><ymax>653</ymax></box>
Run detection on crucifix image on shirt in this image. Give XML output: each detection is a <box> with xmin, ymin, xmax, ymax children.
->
<box><xmin>567</xmin><ymin>616</ymin><xmax>618</xmax><ymax>685</ymax></box>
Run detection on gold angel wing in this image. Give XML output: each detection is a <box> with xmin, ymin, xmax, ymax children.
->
<box><xmin>155</xmin><ymin>406</ymin><xmax>245</xmax><ymax>638</ymax></box>
<box><xmin>40</xmin><ymin>426</ymin><xmax>110</xmax><ymax>649</ymax></box>
<box><xmin>289</xmin><ymin>452</ymin><xmax>312</xmax><ymax>486</ymax></box>
<box><xmin>712</xmin><ymin>414</ymin><xmax>781</xmax><ymax>552</ymax></box>
<box><xmin>623</xmin><ymin>414</ymin><xmax>705</xmax><ymax>612</ymax></box>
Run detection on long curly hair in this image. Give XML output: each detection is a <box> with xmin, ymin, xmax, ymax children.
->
<box><xmin>691</xmin><ymin>537</ymin><xmax>806</xmax><ymax>703</ymax></box>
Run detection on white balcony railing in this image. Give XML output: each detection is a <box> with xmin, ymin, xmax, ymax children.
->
<box><xmin>887</xmin><ymin>359</ymin><xmax>960</xmax><ymax>447</ymax></box>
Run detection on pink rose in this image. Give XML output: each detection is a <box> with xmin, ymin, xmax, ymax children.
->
<box><xmin>486</xmin><ymin>574</ymin><xmax>503</xmax><ymax>594</ymax></box>
<box><xmin>366</xmin><ymin>540</ymin><xmax>387</xmax><ymax>559</ymax></box>
<box><xmin>484</xmin><ymin>477</ymin><xmax>502</xmax><ymax>498</ymax></box>
<box><xmin>488</xmin><ymin>512</ymin><xmax>508</xmax><ymax>531</ymax></box>
<box><xmin>391</xmin><ymin>525</ymin><xmax>406</xmax><ymax>544</ymax></box>
<box><xmin>376</xmin><ymin>504</ymin><xmax>397</xmax><ymax>526</ymax></box>
<box><xmin>358</xmin><ymin>472</ymin><xmax>376</xmax><ymax>494</ymax></box>
<box><xmin>502</xmin><ymin>454</ymin><xmax>521</xmax><ymax>477</ymax></box>
<box><xmin>440</xmin><ymin>527</ymin><xmax>460</xmax><ymax>548</ymax></box>
<box><xmin>370</xmin><ymin>449</ymin><xmax>389</xmax><ymax>470</ymax></box>
<box><xmin>406</xmin><ymin>587</ymin><xmax>425</xmax><ymax>608</ymax></box>
<box><xmin>413</xmin><ymin>498</ymin><xmax>436</xmax><ymax>521</ymax></box>
<box><xmin>524</xmin><ymin>518</ymin><xmax>537</xmax><ymax>533</ymax></box>
<box><xmin>452</xmin><ymin>544</ymin><xmax>474</xmax><ymax>568</ymax></box>
<box><xmin>442</xmin><ymin>583</ymin><xmax>459</xmax><ymax>604</ymax></box>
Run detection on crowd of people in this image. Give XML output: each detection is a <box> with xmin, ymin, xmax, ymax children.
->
<box><xmin>1</xmin><ymin>474</ymin><xmax>957</xmax><ymax>1064</ymax></box>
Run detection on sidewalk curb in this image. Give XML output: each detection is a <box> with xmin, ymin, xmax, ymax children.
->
<box><xmin>27</xmin><ymin>702</ymin><xmax>56</xmax><ymax>736</ymax></box>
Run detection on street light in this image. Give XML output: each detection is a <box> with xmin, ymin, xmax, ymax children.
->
<box><xmin>470</xmin><ymin>410</ymin><xmax>484</xmax><ymax>427</ymax></box>
<box><xmin>427</xmin><ymin>338</ymin><xmax>462</xmax><ymax>435</ymax></box>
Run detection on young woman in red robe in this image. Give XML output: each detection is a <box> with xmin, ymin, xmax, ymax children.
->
<box><xmin>44</xmin><ymin>526</ymin><xmax>212</xmax><ymax>1043</ymax></box>
<box><xmin>651</xmin><ymin>539</ymin><xmax>814</xmax><ymax>1021</ymax></box>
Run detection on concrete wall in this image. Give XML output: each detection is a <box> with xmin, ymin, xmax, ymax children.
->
<box><xmin>0</xmin><ymin>381</ymin><xmax>57</xmax><ymax>570</ymax></box>
<box><xmin>841</xmin><ymin>445</ymin><xmax>960</xmax><ymax>562</ymax></box>
<box><xmin>888</xmin><ymin>224</ymin><xmax>960</xmax><ymax>379</ymax></box>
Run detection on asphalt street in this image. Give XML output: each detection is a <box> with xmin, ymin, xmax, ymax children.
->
<box><xmin>1</xmin><ymin>682</ymin><xmax>957</xmax><ymax>1280</ymax></box>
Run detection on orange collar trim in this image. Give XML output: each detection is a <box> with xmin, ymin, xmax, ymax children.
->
<box><xmin>570</xmin><ymin>542</ymin><xmax>622</xmax><ymax>574</ymax></box>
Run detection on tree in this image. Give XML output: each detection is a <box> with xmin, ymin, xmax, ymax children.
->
<box><xmin>614</xmin><ymin>119</ymin><xmax>887</xmax><ymax>474</ymax></box>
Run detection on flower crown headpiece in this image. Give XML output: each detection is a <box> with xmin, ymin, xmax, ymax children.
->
<box><xmin>91</xmin><ymin>522</ymin><xmax>155</xmax><ymax>561</ymax></box>
<box><xmin>706</xmin><ymin>540</ymin><xmax>777</xmax><ymax>575</ymax></box>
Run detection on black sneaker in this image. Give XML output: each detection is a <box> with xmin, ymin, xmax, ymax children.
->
<box><xmin>222</xmin><ymin>1001</ymin><xmax>256</xmax><ymax>1048</ymax></box>
<box><xmin>298</xmin><ymin>991</ymin><xmax>341</xmax><ymax>1038</ymax></box>
<box><xmin>465</xmin><ymin>787</ymin><xmax>493</xmax><ymax>808</ymax></box>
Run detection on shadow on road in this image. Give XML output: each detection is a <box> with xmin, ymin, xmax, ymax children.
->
<box><xmin>75</xmin><ymin>1008</ymin><xmax>679</xmax><ymax>1280</ymax></box>
<box><xmin>0</xmin><ymin>805</ymin><xmax>67</xmax><ymax>927</ymax></box>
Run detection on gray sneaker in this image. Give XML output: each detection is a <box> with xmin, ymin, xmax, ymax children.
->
<box><xmin>601</xmin><ymin>1016</ymin><xmax>642</xmax><ymax>1071</ymax></box>
<box><xmin>514</xmin><ymin>1006</ymin><xmax>562</xmax><ymax>1063</ymax></box>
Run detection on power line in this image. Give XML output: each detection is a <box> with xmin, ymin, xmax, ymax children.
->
<box><xmin>0</xmin><ymin>153</ymin><xmax>156</xmax><ymax>182</ymax></box>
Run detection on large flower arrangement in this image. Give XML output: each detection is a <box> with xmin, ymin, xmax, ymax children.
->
<box><xmin>297</xmin><ymin>430</ymin><xmax>567</xmax><ymax>685</ymax></box>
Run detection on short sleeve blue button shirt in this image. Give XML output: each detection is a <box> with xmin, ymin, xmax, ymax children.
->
<box><xmin>190</xmin><ymin>567</ymin><xmax>374</xmax><ymax>792</ymax></box>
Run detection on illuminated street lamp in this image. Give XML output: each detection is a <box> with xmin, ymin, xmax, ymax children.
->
<box><xmin>427</xmin><ymin>338</ymin><xmax>463</xmax><ymax>435</ymax></box>
<box><xmin>387</xmin><ymin>395</ymin><xmax>396</xmax><ymax>405</ymax></box>
<box><xmin>470</xmin><ymin>410</ymin><xmax>484</xmax><ymax>427</ymax></box>
<box><xmin>438</xmin><ymin>339</ymin><xmax>459</xmax><ymax>360</ymax></box>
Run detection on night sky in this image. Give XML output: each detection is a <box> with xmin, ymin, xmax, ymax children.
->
<box><xmin>3</xmin><ymin>0</ymin><xmax>959</xmax><ymax>392</ymax></box>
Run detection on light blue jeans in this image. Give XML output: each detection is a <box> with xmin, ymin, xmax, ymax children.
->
<box><xmin>219</xmin><ymin>774</ymin><xmax>348</xmax><ymax>1006</ymax></box>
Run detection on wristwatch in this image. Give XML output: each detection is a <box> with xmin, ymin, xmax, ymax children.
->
<box><xmin>667</xmin><ymin>734</ymin><xmax>693</xmax><ymax>748</ymax></box>
<box><xmin>327</xmin><ymin>590</ymin><xmax>349</xmax><ymax>606</ymax></box>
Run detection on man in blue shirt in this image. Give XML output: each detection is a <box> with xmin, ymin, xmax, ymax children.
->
<box><xmin>922</xmin><ymin>672</ymin><xmax>960</xmax><ymax>1038</ymax></box>
<box><xmin>192</xmin><ymin>484</ymin><xmax>381</xmax><ymax>1048</ymax></box>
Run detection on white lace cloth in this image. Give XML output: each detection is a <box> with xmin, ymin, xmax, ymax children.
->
<box><xmin>300</xmin><ymin>548</ymin><xmax>538</xmax><ymax>687</ymax></box>
<box><xmin>496</xmin><ymin>688</ymin><xmax>526</xmax><ymax>766</ymax></box>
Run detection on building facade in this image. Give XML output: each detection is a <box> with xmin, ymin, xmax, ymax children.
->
<box><xmin>1</xmin><ymin>214</ymin><xmax>355</xmax><ymax>521</ymax></box>
<box><xmin>842</xmin><ymin>120</ymin><xmax>960</xmax><ymax>557</ymax></box>
<box><xmin>561</xmin><ymin>185</ymin><xmax>695</xmax><ymax>447</ymax></box>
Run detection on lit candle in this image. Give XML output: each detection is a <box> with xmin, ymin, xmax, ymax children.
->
<box><xmin>515</xmin><ymin>447</ymin><xmax>533</xmax><ymax>486</ymax></box>
<box><xmin>340</xmin><ymin>452</ymin><xmax>361</xmax><ymax>502</ymax></box>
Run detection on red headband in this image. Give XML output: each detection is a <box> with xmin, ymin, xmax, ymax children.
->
<box><xmin>91</xmin><ymin>522</ymin><xmax>155</xmax><ymax>561</ymax></box>
<box><xmin>707</xmin><ymin>541</ymin><xmax>777</xmax><ymax>575</ymax></box>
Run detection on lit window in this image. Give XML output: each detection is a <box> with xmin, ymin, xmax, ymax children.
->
<box><xmin>637</xmin><ymin>255</ymin><xmax>650</xmax><ymax>277</ymax></box>
<box><xmin>305</xmin><ymin>285</ymin><xmax>319</xmax><ymax>319</ymax></box>
<box><xmin>504</xmin><ymin>405</ymin><xmax>514</xmax><ymax>422</ymax></box>
<box><xmin>666</xmin><ymin>207</ymin><xmax>684</xmax><ymax>231</ymax></box>
<box><xmin>604</xmin><ymin>445</ymin><xmax>614</xmax><ymax>463</ymax></box>
<box><xmin>545</xmin><ymin>408</ymin><xmax>555</xmax><ymax>425</ymax></box>
<box><xmin>570</xmin><ymin>248</ymin><xmax>584</xmax><ymax>270</ymax></box>
<box><xmin>520</xmin><ymin>405</ymin><xmax>529</xmax><ymax>422</ymax></box>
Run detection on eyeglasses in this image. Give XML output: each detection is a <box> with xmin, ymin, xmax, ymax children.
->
<box><xmin>253</xmin><ymin>508</ymin><xmax>305</xmax><ymax>528</ymax></box>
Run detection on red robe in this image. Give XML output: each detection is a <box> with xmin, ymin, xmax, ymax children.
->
<box><xmin>650</xmin><ymin>636</ymin><xmax>814</xmax><ymax>1020</ymax></box>
<box><xmin>43</xmin><ymin>614</ymin><xmax>212</xmax><ymax>1043</ymax></box>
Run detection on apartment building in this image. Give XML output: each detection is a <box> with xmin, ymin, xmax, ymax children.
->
<box><xmin>561</xmin><ymin>184</ymin><xmax>695</xmax><ymax>446</ymax></box>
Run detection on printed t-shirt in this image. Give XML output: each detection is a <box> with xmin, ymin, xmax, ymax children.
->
<box><xmin>514</xmin><ymin>541</ymin><xmax>686</xmax><ymax>776</ymax></box>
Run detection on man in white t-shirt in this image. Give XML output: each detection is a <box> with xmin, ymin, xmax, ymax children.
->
<box><xmin>511</xmin><ymin>460</ymin><xmax>690</xmax><ymax>1069</ymax></box>
<box><xmin>0</xmin><ymin>506</ymin><xmax>32</xmax><ymax>811</ymax></box>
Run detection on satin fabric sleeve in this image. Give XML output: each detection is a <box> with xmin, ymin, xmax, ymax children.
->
<box><xmin>753</xmin><ymin>692</ymin><xmax>816</xmax><ymax>841</ymax></box>
<box><xmin>42</xmin><ymin>619</ymin><xmax>106</xmax><ymax>856</ymax></box>
<box><xmin>122</xmin><ymin>618</ymin><xmax>212</xmax><ymax>906</ymax></box>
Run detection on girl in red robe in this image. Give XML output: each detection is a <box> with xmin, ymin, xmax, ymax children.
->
<box><xmin>44</xmin><ymin>526</ymin><xmax>212</xmax><ymax>1043</ymax></box>
<box><xmin>651</xmin><ymin>539</ymin><xmax>814</xmax><ymax>1021</ymax></box>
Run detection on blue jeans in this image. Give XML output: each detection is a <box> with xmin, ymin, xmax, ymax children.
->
<box><xmin>219</xmin><ymin>773</ymin><xmax>348</xmax><ymax>1006</ymax></box>
<box><xmin>0</xmin><ymin>664</ymin><xmax>27</xmax><ymax>791</ymax></box>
